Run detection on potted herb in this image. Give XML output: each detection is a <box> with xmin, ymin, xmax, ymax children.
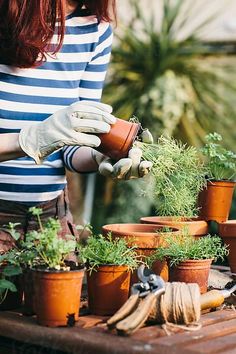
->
<box><xmin>199</xmin><ymin>132</ymin><xmax>236</xmax><ymax>222</ymax></box>
<box><xmin>22</xmin><ymin>207</ymin><xmax>84</xmax><ymax>327</ymax></box>
<box><xmin>140</xmin><ymin>136</ymin><xmax>209</xmax><ymax>237</ymax></box>
<box><xmin>102</xmin><ymin>223</ymin><xmax>179</xmax><ymax>281</ymax></box>
<box><xmin>149</xmin><ymin>232</ymin><xmax>228</xmax><ymax>293</ymax></box>
<box><xmin>78</xmin><ymin>233</ymin><xmax>139</xmax><ymax>316</ymax></box>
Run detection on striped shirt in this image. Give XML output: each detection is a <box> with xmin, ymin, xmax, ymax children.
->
<box><xmin>0</xmin><ymin>9</ymin><xmax>113</xmax><ymax>204</ymax></box>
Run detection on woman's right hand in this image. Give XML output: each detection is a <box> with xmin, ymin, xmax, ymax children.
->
<box><xmin>18</xmin><ymin>101</ymin><xmax>116</xmax><ymax>164</ymax></box>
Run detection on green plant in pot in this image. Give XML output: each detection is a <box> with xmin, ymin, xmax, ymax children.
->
<box><xmin>21</xmin><ymin>207</ymin><xmax>84</xmax><ymax>327</ymax></box>
<box><xmin>140</xmin><ymin>136</ymin><xmax>209</xmax><ymax>237</ymax></box>
<box><xmin>199</xmin><ymin>132</ymin><xmax>236</xmax><ymax>222</ymax></box>
<box><xmin>78</xmin><ymin>233</ymin><xmax>139</xmax><ymax>316</ymax></box>
<box><xmin>148</xmin><ymin>232</ymin><xmax>228</xmax><ymax>293</ymax></box>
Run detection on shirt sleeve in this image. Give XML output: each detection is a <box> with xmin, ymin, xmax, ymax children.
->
<box><xmin>62</xmin><ymin>21</ymin><xmax>113</xmax><ymax>171</ymax></box>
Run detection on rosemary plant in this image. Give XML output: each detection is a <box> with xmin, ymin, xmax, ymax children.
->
<box><xmin>149</xmin><ymin>233</ymin><xmax>228</xmax><ymax>267</ymax></box>
<box><xmin>140</xmin><ymin>136</ymin><xmax>207</xmax><ymax>217</ymax></box>
<box><xmin>77</xmin><ymin>233</ymin><xmax>140</xmax><ymax>273</ymax></box>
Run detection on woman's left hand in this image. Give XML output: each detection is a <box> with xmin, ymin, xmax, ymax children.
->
<box><xmin>96</xmin><ymin>147</ymin><xmax>152</xmax><ymax>180</ymax></box>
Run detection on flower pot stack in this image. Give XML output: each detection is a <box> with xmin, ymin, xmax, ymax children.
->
<box><xmin>199</xmin><ymin>180</ymin><xmax>236</xmax><ymax>274</ymax></box>
<box><xmin>102</xmin><ymin>223</ymin><xmax>180</xmax><ymax>282</ymax></box>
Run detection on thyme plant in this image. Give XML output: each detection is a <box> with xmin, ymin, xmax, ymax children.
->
<box><xmin>149</xmin><ymin>233</ymin><xmax>228</xmax><ymax>267</ymax></box>
<box><xmin>77</xmin><ymin>233</ymin><xmax>140</xmax><ymax>273</ymax></box>
<box><xmin>140</xmin><ymin>136</ymin><xmax>207</xmax><ymax>217</ymax></box>
<box><xmin>201</xmin><ymin>132</ymin><xmax>236</xmax><ymax>181</ymax></box>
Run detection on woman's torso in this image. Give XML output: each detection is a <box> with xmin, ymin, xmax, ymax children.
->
<box><xmin>0</xmin><ymin>9</ymin><xmax>112</xmax><ymax>204</ymax></box>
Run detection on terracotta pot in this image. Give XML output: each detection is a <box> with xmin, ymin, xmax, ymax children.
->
<box><xmin>87</xmin><ymin>265</ymin><xmax>130</xmax><ymax>316</ymax></box>
<box><xmin>198</xmin><ymin>180</ymin><xmax>236</xmax><ymax>222</ymax></box>
<box><xmin>97</xmin><ymin>119</ymin><xmax>141</xmax><ymax>160</ymax></box>
<box><xmin>22</xmin><ymin>268</ymin><xmax>35</xmax><ymax>316</ymax></box>
<box><xmin>33</xmin><ymin>268</ymin><xmax>84</xmax><ymax>327</ymax></box>
<box><xmin>218</xmin><ymin>220</ymin><xmax>236</xmax><ymax>273</ymax></box>
<box><xmin>169</xmin><ymin>259</ymin><xmax>212</xmax><ymax>294</ymax></box>
<box><xmin>102</xmin><ymin>223</ymin><xmax>180</xmax><ymax>282</ymax></box>
<box><xmin>140</xmin><ymin>216</ymin><xmax>209</xmax><ymax>238</ymax></box>
<box><xmin>0</xmin><ymin>266</ymin><xmax>23</xmax><ymax>311</ymax></box>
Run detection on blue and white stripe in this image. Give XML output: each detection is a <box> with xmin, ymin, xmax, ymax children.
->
<box><xmin>0</xmin><ymin>11</ymin><xmax>113</xmax><ymax>203</ymax></box>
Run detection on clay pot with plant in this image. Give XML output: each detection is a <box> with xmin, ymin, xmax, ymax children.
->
<box><xmin>78</xmin><ymin>233</ymin><xmax>140</xmax><ymax>316</ymax></box>
<box><xmin>140</xmin><ymin>136</ymin><xmax>209</xmax><ymax>236</ymax></box>
<box><xmin>148</xmin><ymin>232</ymin><xmax>228</xmax><ymax>293</ymax></box>
<box><xmin>20</xmin><ymin>207</ymin><xmax>84</xmax><ymax>327</ymax></box>
<box><xmin>199</xmin><ymin>132</ymin><xmax>236</xmax><ymax>222</ymax></box>
<box><xmin>102</xmin><ymin>223</ymin><xmax>180</xmax><ymax>282</ymax></box>
<box><xmin>218</xmin><ymin>220</ymin><xmax>236</xmax><ymax>273</ymax></box>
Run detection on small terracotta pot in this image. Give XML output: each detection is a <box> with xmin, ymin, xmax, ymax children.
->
<box><xmin>102</xmin><ymin>223</ymin><xmax>180</xmax><ymax>282</ymax></box>
<box><xmin>87</xmin><ymin>265</ymin><xmax>130</xmax><ymax>316</ymax></box>
<box><xmin>97</xmin><ymin>119</ymin><xmax>141</xmax><ymax>160</ymax></box>
<box><xmin>169</xmin><ymin>259</ymin><xmax>212</xmax><ymax>294</ymax></box>
<box><xmin>140</xmin><ymin>216</ymin><xmax>209</xmax><ymax>238</ymax></box>
<box><xmin>33</xmin><ymin>268</ymin><xmax>84</xmax><ymax>327</ymax></box>
<box><xmin>198</xmin><ymin>180</ymin><xmax>236</xmax><ymax>222</ymax></box>
<box><xmin>218</xmin><ymin>220</ymin><xmax>236</xmax><ymax>273</ymax></box>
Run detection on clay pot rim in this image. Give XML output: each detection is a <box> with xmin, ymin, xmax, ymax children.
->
<box><xmin>140</xmin><ymin>216</ymin><xmax>207</xmax><ymax>225</ymax></box>
<box><xmin>87</xmin><ymin>264</ymin><xmax>130</xmax><ymax>271</ymax></box>
<box><xmin>218</xmin><ymin>220</ymin><xmax>236</xmax><ymax>236</ymax></box>
<box><xmin>102</xmin><ymin>223</ymin><xmax>180</xmax><ymax>237</ymax></box>
<box><xmin>31</xmin><ymin>266</ymin><xmax>85</xmax><ymax>274</ymax></box>
<box><xmin>207</xmin><ymin>179</ymin><xmax>236</xmax><ymax>186</ymax></box>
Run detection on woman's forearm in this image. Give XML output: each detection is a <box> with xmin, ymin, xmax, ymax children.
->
<box><xmin>0</xmin><ymin>133</ymin><xmax>25</xmax><ymax>162</ymax></box>
<box><xmin>70</xmin><ymin>146</ymin><xmax>103</xmax><ymax>173</ymax></box>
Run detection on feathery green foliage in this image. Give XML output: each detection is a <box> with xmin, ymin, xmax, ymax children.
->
<box><xmin>140</xmin><ymin>136</ymin><xmax>207</xmax><ymax>217</ymax></box>
<box><xmin>149</xmin><ymin>233</ymin><xmax>229</xmax><ymax>267</ymax></box>
<box><xmin>77</xmin><ymin>233</ymin><xmax>140</xmax><ymax>273</ymax></box>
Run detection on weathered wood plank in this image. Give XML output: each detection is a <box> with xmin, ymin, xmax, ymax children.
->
<box><xmin>151</xmin><ymin>318</ymin><xmax>236</xmax><ymax>347</ymax></box>
<box><xmin>183</xmin><ymin>332</ymin><xmax>236</xmax><ymax>353</ymax></box>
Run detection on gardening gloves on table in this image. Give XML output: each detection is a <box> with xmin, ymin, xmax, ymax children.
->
<box><xmin>93</xmin><ymin>129</ymin><xmax>153</xmax><ymax>180</ymax></box>
<box><xmin>19</xmin><ymin>101</ymin><xmax>116</xmax><ymax>164</ymax></box>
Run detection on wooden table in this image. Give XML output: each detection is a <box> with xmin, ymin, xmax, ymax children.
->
<box><xmin>0</xmin><ymin>307</ymin><xmax>235</xmax><ymax>354</ymax></box>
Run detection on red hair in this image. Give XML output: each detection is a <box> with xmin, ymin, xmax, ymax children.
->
<box><xmin>0</xmin><ymin>0</ymin><xmax>116</xmax><ymax>68</ymax></box>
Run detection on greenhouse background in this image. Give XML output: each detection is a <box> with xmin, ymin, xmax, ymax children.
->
<box><xmin>67</xmin><ymin>0</ymin><xmax>236</xmax><ymax>232</ymax></box>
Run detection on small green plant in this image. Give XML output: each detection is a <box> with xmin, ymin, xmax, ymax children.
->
<box><xmin>22</xmin><ymin>207</ymin><xmax>77</xmax><ymax>270</ymax></box>
<box><xmin>77</xmin><ymin>233</ymin><xmax>140</xmax><ymax>273</ymax></box>
<box><xmin>140</xmin><ymin>136</ymin><xmax>207</xmax><ymax>217</ymax></box>
<box><xmin>201</xmin><ymin>132</ymin><xmax>236</xmax><ymax>181</ymax></box>
<box><xmin>148</xmin><ymin>232</ymin><xmax>228</xmax><ymax>267</ymax></box>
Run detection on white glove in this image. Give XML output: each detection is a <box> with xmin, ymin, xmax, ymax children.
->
<box><xmin>19</xmin><ymin>101</ymin><xmax>116</xmax><ymax>164</ymax></box>
<box><xmin>93</xmin><ymin>147</ymin><xmax>152</xmax><ymax>180</ymax></box>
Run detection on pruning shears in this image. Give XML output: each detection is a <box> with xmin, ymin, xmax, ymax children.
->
<box><xmin>107</xmin><ymin>265</ymin><xmax>165</xmax><ymax>336</ymax></box>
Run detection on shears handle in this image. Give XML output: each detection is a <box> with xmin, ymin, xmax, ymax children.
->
<box><xmin>107</xmin><ymin>293</ymin><xmax>140</xmax><ymax>329</ymax></box>
<box><xmin>116</xmin><ymin>290</ymin><xmax>164</xmax><ymax>336</ymax></box>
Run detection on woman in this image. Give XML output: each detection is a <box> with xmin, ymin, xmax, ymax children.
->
<box><xmin>0</xmin><ymin>0</ymin><xmax>152</xmax><ymax>250</ymax></box>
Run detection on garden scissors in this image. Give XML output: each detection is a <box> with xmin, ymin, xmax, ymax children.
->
<box><xmin>107</xmin><ymin>265</ymin><xmax>165</xmax><ymax>336</ymax></box>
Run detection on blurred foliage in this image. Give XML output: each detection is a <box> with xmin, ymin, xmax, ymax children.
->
<box><xmin>91</xmin><ymin>0</ymin><xmax>236</xmax><ymax>230</ymax></box>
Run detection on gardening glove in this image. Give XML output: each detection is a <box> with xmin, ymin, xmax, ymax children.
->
<box><xmin>19</xmin><ymin>101</ymin><xmax>116</xmax><ymax>164</ymax></box>
<box><xmin>94</xmin><ymin>128</ymin><xmax>153</xmax><ymax>179</ymax></box>
<box><xmin>98</xmin><ymin>147</ymin><xmax>152</xmax><ymax>180</ymax></box>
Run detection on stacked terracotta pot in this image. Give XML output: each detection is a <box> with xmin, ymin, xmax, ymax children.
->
<box><xmin>198</xmin><ymin>180</ymin><xmax>236</xmax><ymax>274</ymax></box>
